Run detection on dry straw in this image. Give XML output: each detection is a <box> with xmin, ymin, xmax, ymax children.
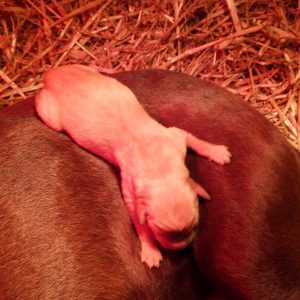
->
<box><xmin>0</xmin><ymin>0</ymin><xmax>299</xmax><ymax>150</ymax></box>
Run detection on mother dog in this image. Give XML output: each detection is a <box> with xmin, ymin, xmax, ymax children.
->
<box><xmin>0</xmin><ymin>70</ymin><xmax>299</xmax><ymax>299</ymax></box>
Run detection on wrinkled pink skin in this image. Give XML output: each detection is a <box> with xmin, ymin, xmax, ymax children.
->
<box><xmin>35</xmin><ymin>65</ymin><xmax>231</xmax><ymax>268</ymax></box>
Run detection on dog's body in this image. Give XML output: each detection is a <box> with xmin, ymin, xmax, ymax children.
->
<box><xmin>35</xmin><ymin>65</ymin><xmax>230</xmax><ymax>268</ymax></box>
<box><xmin>1</xmin><ymin>70</ymin><xmax>299</xmax><ymax>299</ymax></box>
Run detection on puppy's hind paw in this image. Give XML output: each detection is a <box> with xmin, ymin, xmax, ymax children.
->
<box><xmin>141</xmin><ymin>244</ymin><xmax>163</xmax><ymax>269</ymax></box>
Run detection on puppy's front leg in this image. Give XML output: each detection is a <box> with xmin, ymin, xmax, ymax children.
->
<box><xmin>186</xmin><ymin>132</ymin><xmax>231</xmax><ymax>165</ymax></box>
<box><xmin>133</xmin><ymin>211</ymin><xmax>163</xmax><ymax>269</ymax></box>
<box><xmin>169</xmin><ymin>127</ymin><xmax>231</xmax><ymax>165</ymax></box>
<box><xmin>121</xmin><ymin>174</ymin><xmax>162</xmax><ymax>269</ymax></box>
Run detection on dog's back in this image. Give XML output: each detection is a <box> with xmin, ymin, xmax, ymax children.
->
<box><xmin>117</xmin><ymin>70</ymin><xmax>300</xmax><ymax>300</ymax></box>
<box><xmin>0</xmin><ymin>70</ymin><xmax>299</xmax><ymax>299</ymax></box>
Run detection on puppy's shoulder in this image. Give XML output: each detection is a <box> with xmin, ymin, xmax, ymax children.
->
<box><xmin>167</xmin><ymin>127</ymin><xmax>187</xmax><ymax>155</ymax></box>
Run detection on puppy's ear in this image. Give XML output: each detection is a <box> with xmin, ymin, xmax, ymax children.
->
<box><xmin>189</xmin><ymin>178</ymin><xmax>211</xmax><ymax>200</ymax></box>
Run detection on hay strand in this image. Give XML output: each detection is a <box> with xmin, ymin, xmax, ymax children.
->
<box><xmin>0</xmin><ymin>0</ymin><xmax>299</xmax><ymax>150</ymax></box>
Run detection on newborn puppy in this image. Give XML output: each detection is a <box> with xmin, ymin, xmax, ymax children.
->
<box><xmin>35</xmin><ymin>64</ymin><xmax>231</xmax><ymax>268</ymax></box>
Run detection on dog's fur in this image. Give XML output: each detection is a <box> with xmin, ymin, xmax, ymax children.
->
<box><xmin>0</xmin><ymin>69</ymin><xmax>299</xmax><ymax>299</ymax></box>
<box><xmin>35</xmin><ymin>65</ymin><xmax>230</xmax><ymax>268</ymax></box>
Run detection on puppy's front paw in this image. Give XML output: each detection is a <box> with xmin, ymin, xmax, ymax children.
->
<box><xmin>141</xmin><ymin>243</ymin><xmax>163</xmax><ymax>269</ymax></box>
<box><xmin>209</xmin><ymin>145</ymin><xmax>231</xmax><ymax>165</ymax></box>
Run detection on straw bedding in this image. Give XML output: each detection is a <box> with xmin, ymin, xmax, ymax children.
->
<box><xmin>0</xmin><ymin>0</ymin><xmax>299</xmax><ymax>150</ymax></box>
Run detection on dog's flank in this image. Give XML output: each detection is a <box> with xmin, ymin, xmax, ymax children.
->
<box><xmin>0</xmin><ymin>69</ymin><xmax>299</xmax><ymax>299</ymax></box>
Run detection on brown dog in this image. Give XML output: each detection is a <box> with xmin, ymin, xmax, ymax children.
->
<box><xmin>0</xmin><ymin>70</ymin><xmax>299</xmax><ymax>299</ymax></box>
<box><xmin>35</xmin><ymin>64</ymin><xmax>231</xmax><ymax>268</ymax></box>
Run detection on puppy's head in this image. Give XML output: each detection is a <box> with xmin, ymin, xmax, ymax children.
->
<box><xmin>137</xmin><ymin>176</ymin><xmax>210</xmax><ymax>250</ymax></box>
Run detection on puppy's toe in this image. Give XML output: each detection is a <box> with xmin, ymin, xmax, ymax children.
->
<box><xmin>210</xmin><ymin>145</ymin><xmax>232</xmax><ymax>165</ymax></box>
<box><xmin>141</xmin><ymin>245</ymin><xmax>163</xmax><ymax>269</ymax></box>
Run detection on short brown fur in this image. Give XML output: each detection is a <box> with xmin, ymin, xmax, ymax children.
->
<box><xmin>0</xmin><ymin>70</ymin><xmax>299</xmax><ymax>299</ymax></box>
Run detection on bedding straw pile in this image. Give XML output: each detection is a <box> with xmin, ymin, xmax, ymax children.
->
<box><xmin>0</xmin><ymin>0</ymin><xmax>299</xmax><ymax>149</ymax></box>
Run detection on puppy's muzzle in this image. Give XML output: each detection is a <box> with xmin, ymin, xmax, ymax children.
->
<box><xmin>154</xmin><ymin>227</ymin><xmax>196</xmax><ymax>250</ymax></box>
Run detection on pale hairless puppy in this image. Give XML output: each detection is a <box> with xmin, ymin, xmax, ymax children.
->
<box><xmin>35</xmin><ymin>65</ymin><xmax>231</xmax><ymax>268</ymax></box>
